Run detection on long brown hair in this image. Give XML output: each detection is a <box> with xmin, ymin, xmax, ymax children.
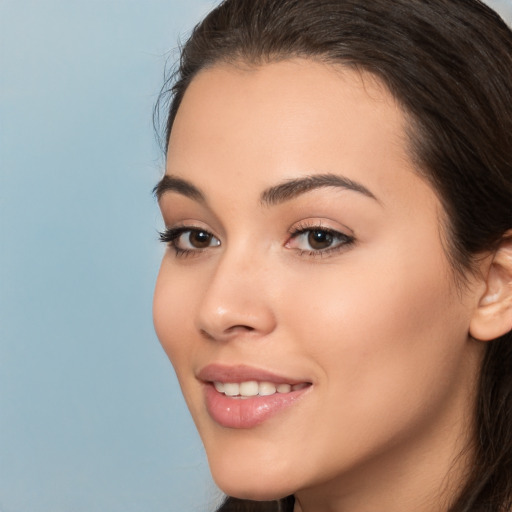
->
<box><xmin>156</xmin><ymin>1</ymin><xmax>512</xmax><ymax>510</ymax></box>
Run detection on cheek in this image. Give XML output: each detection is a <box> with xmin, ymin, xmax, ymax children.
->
<box><xmin>280</xmin><ymin>239</ymin><xmax>470</xmax><ymax>428</ymax></box>
<box><xmin>262</xmin><ymin>245</ymin><xmax>473</xmax><ymax>487</ymax></box>
<box><xmin>153</xmin><ymin>258</ymin><xmax>211</xmax><ymax>427</ymax></box>
<box><xmin>153</xmin><ymin>259</ymin><xmax>198</xmax><ymax>373</ymax></box>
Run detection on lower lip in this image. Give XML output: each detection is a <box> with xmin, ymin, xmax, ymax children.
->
<box><xmin>204</xmin><ymin>383</ymin><xmax>310</xmax><ymax>429</ymax></box>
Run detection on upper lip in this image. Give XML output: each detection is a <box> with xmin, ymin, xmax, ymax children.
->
<box><xmin>197</xmin><ymin>363</ymin><xmax>309</xmax><ymax>385</ymax></box>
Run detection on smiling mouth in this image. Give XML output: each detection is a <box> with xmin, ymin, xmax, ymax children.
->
<box><xmin>212</xmin><ymin>380</ymin><xmax>311</xmax><ymax>398</ymax></box>
<box><xmin>198</xmin><ymin>364</ymin><xmax>313</xmax><ymax>427</ymax></box>
<box><xmin>204</xmin><ymin>379</ymin><xmax>312</xmax><ymax>428</ymax></box>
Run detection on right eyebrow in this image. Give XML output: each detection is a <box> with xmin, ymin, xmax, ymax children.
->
<box><xmin>260</xmin><ymin>173</ymin><xmax>378</xmax><ymax>206</ymax></box>
<box><xmin>153</xmin><ymin>175</ymin><xmax>205</xmax><ymax>203</ymax></box>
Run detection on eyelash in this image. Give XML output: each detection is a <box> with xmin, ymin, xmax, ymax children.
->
<box><xmin>158</xmin><ymin>226</ymin><xmax>219</xmax><ymax>258</ymax></box>
<box><xmin>158</xmin><ymin>224</ymin><xmax>355</xmax><ymax>258</ymax></box>
<box><xmin>287</xmin><ymin>222</ymin><xmax>355</xmax><ymax>258</ymax></box>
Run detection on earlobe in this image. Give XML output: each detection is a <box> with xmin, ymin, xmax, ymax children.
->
<box><xmin>469</xmin><ymin>233</ymin><xmax>512</xmax><ymax>342</ymax></box>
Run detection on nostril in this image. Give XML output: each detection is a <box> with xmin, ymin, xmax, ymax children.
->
<box><xmin>200</xmin><ymin>324</ymin><xmax>256</xmax><ymax>341</ymax></box>
<box><xmin>200</xmin><ymin>329</ymin><xmax>215</xmax><ymax>341</ymax></box>
<box><xmin>227</xmin><ymin>325</ymin><xmax>255</xmax><ymax>333</ymax></box>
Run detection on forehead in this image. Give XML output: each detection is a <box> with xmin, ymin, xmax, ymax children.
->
<box><xmin>166</xmin><ymin>59</ymin><xmax>424</xmax><ymax>207</ymax></box>
<box><xmin>169</xmin><ymin>58</ymin><xmax>406</xmax><ymax>153</ymax></box>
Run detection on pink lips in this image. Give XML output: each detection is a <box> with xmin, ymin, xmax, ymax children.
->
<box><xmin>198</xmin><ymin>364</ymin><xmax>311</xmax><ymax>429</ymax></box>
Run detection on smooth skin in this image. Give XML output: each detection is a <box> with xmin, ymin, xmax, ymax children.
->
<box><xmin>153</xmin><ymin>60</ymin><xmax>499</xmax><ymax>512</ymax></box>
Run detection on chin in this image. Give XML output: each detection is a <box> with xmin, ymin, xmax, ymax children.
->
<box><xmin>207</xmin><ymin>449</ymin><xmax>298</xmax><ymax>502</ymax></box>
<box><xmin>214</xmin><ymin>479</ymin><xmax>291</xmax><ymax>503</ymax></box>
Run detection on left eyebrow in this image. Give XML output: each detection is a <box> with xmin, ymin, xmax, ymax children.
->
<box><xmin>260</xmin><ymin>173</ymin><xmax>378</xmax><ymax>206</ymax></box>
<box><xmin>153</xmin><ymin>175</ymin><xmax>205</xmax><ymax>203</ymax></box>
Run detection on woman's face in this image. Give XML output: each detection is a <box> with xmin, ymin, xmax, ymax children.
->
<box><xmin>154</xmin><ymin>60</ymin><xmax>483</xmax><ymax>505</ymax></box>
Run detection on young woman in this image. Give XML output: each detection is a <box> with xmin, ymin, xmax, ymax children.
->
<box><xmin>152</xmin><ymin>1</ymin><xmax>512</xmax><ymax>510</ymax></box>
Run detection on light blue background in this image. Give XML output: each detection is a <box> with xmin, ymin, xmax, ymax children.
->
<box><xmin>1</xmin><ymin>1</ymin><xmax>511</xmax><ymax>511</ymax></box>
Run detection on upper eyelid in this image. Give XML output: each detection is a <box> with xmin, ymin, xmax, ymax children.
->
<box><xmin>161</xmin><ymin>219</ymin><xmax>355</xmax><ymax>243</ymax></box>
<box><xmin>162</xmin><ymin>225</ymin><xmax>218</xmax><ymax>238</ymax></box>
<box><xmin>288</xmin><ymin>219</ymin><xmax>354</xmax><ymax>236</ymax></box>
<box><xmin>163</xmin><ymin>221</ymin><xmax>219</xmax><ymax>236</ymax></box>
<box><xmin>291</xmin><ymin>225</ymin><xmax>344</xmax><ymax>235</ymax></box>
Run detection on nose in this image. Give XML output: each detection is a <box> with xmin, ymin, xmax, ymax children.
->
<box><xmin>195</xmin><ymin>248</ymin><xmax>277</xmax><ymax>342</ymax></box>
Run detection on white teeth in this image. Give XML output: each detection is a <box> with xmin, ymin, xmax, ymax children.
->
<box><xmin>239</xmin><ymin>381</ymin><xmax>259</xmax><ymax>397</ymax></box>
<box><xmin>276</xmin><ymin>383</ymin><xmax>291</xmax><ymax>393</ymax></box>
<box><xmin>223</xmin><ymin>383</ymin><xmax>240</xmax><ymax>397</ymax></box>
<box><xmin>258</xmin><ymin>381</ymin><xmax>277</xmax><ymax>396</ymax></box>
<box><xmin>213</xmin><ymin>380</ymin><xmax>307</xmax><ymax>397</ymax></box>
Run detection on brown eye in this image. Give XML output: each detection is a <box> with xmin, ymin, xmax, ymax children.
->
<box><xmin>189</xmin><ymin>230</ymin><xmax>214</xmax><ymax>248</ymax></box>
<box><xmin>307</xmin><ymin>230</ymin><xmax>334</xmax><ymax>250</ymax></box>
<box><xmin>159</xmin><ymin>227</ymin><xmax>221</xmax><ymax>255</ymax></box>
<box><xmin>286</xmin><ymin>225</ymin><xmax>355</xmax><ymax>256</ymax></box>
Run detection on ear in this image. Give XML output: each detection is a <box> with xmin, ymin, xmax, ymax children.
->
<box><xmin>469</xmin><ymin>233</ymin><xmax>512</xmax><ymax>341</ymax></box>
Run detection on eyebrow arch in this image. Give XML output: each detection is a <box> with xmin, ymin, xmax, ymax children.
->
<box><xmin>153</xmin><ymin>172</ymin><xmax>377</xmax><ymax>206</ymax></box>
<box><xmin>153</xmin><ymin>175</ymin><xmax>205</xmax><ymax>203</ymax></box>
<box><xmin>260</xmin><ymin>173</ymin><xmax>378</xmax><ymax>206</ymax></box>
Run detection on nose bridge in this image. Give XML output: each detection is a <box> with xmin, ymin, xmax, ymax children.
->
<box><xmin>195</xmin><ymin>240</ymin><xmax>277</xmax><ymax>340</ymax></box>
